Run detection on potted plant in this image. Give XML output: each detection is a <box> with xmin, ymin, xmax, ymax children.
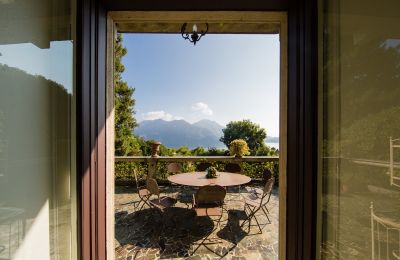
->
<box><xmin>205</xmin><ymin>166</ymin><xmax>218</xmax><ymax>179</ymax></box>
<box><xmin>151</xmin><ymin>141</ymin><xmax>161</xmax><ymax>157</ymax></box>
<box><xmin>229</xmin><ymin>139</ymin><xmax>250</xmax><ymax>158</ymax></box>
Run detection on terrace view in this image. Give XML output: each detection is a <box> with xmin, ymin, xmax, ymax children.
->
<box><xmin>112</xmin><ymin>33</ymin><xmax>281</xmax><ymax>259</ymax></box>
<box><xmin>1</xmin><ymin>3</ymin><xmax>400</xmax><ymax>260</ymax></box>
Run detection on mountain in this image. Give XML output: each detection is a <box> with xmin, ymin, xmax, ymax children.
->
<box><xmin>192</xmin><ymin>119</ymin><xmax>224</xmax><ymax>138</ymax></box>
<box><xmin>135</xmin><ymin>119</ymin><xmax>225</xmax><ymax>149</ymax></box>
<box><xmin>266</xmin><ymin>136</ymin><xmax>279</xmax><ymax>143</ymax></box>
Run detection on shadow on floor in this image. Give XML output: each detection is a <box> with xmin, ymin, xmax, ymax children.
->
<box><xmin>115</xmin><ymin>206</ymin><xmax>253</xmax><ymax>258</ymax></box>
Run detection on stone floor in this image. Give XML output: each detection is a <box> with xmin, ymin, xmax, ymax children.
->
<box><xmin>115</xmin><ymin>185</ymin><xmax>279</xmax><ymax>260</ymax></box>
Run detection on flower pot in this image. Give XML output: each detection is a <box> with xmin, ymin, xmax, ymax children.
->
<box><xmin>151</xmin><ymin>141</ymin><xmax>161</xmax><ymax>157</ymax></box>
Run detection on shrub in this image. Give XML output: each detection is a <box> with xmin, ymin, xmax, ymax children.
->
<box><xmin>229</xmin><ymin>139</ymin><xmax>250</xmax><ymax>157</ymax></box>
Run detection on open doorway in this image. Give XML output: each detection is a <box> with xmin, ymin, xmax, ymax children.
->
<box><xmin>106</xmin><ymin>11</ymin><xmax>287</xmax><ymax>260</ymax></box>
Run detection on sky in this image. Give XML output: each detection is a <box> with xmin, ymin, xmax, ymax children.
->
<box><xmin>121</xmin><ymin>33</ymin><xmax>280</xmax><ymax>137</ymax></box>
<box><xmin>0</xmin><ymin>41</ymin><xmax>74</xmax><ymax>94</ymax></box>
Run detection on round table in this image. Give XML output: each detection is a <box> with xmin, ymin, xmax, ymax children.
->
<box><xmin>167</xmin><ymin>171</ymin><xmax>251</xmax><ymax>187</ymax></box>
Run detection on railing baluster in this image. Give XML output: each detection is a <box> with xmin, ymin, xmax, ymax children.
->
<box><xmin>378</xmin><ymin>223</ymin><xmax>381</xmax><ymax>260</ymax></box>
<box><xmin>387</xmin><ymin>226</ymin><xmax>389</xmax><ymax>260</ymax></box>
<box><xmin>390</xmin><ymin>137</ymin><xmax>394</xmax><ymax>186</ymax></box>
<box><xmin>371</xmin><ymin>202</ymin><xmax>375</xmax><ymax>260</ymax></box>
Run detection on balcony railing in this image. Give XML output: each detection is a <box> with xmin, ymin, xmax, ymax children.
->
<box><xmin>115</xmin><ymin>155</ymin><xmax>279</xmax><ymax>163</ymax></box>
<box><xmin>115</xmin><ymin>156</ymin><xmax>279</xmax><ymax>181</ymax></box>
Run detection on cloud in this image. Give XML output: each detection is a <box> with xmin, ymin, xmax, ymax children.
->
<box><xmin>142</xmin><ymin>111</ymin><xmax>184</xmax><ymax>121</ymax></box>
<box><xmin>191</xmin><ymin>102</ymin><xmax>213</xmax><ymax>116</ymax></box>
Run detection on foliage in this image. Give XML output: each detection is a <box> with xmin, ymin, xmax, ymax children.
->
<box><xmin>201</xmin><ymin>147</ymin><xmax>229</xmax><ymax>156</ymax></box>
<box><xmin>205</xmin><ymin>166</ymin><xmax>218</xmax><ymax>178</ymax></box>
<box><xmin>191</xmin><ymin>146</ymin><xmax>206</xmax><ymax>156</ymax></box>
<box><xmin>114</xmin><ymin>33</ymin><xmax>140</xmax><ymax>156</ymax></box>
<box><xmin>115</xmin><ymin>160</ymin><xmax>279</xmax><ymax>183</ymax></box>
<box><xmin>229</xmin><ymin>139</ymin><xmax>250</xmax><ymax>157</ymax></box>
<box><xmin>220</xmin><ymin>120</ymin><xmax>267</xmax><ymax>155</ymax></box>
<box><xmin>112</xmin><ymin>36</ymin><xmax>278</xmax><ymax>182</ymax></box>
<box><xmin>341</xmin><ymin>106</ymin><xmax>400</xmax><ymax>160</ymax></box>
<box><xmin>176</xmin><ymin>146</ymin><xmax>191</xmax><ymax>156</ymax></box>
<box><xmin>255</xmin><ymin>145</ymin><xmax>278</xmax><ymax>156</ymax></box>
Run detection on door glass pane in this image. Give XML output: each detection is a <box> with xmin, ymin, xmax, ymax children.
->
<box><xmin>318</xmin><ymin>1</ymin><xmax>400</xmax><ymax>259</ymax></box>
<box><xmin>0</xmin><ymin>0</ymin><xmax>77</xmax><ymax>259</ymax></box>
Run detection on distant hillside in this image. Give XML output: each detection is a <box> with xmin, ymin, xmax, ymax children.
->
<box><xmin>135</xmin><ymin>119</ymin><xmax>225</xmax><ymax>149</ymax></box>
<box><xmin>266</xmin><ymin>136</ymin><xmax>279</xmax><ymax>143</ymax></box>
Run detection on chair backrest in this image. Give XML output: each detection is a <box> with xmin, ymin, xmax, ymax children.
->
<box><xmin>146</xmin><ymin>178</ymin><xmax>160</xmax><ymax>196</ymax></box>
<box><xmin>262</xmin><ymin>169</ymin><xmax>272</xmax><ymax>182</ymax></box>
<box><xmin>133</xmin><ymin>169</ymin><xmax>140</xmax><ymax>190</ymax></box>
<box><xmin>261</xmin><ymin>177</ymin><xmax>275</xmax><ymax>204</ymax></box>
<box><xmin>196</xmin><ymin>162</ymin><xmax>212</xmax><ymax>171</ymax></box>
<box><xmin>167</xmin><ymin>162</ymin><xmax>182</xmax><ymax>174</ymax></box>
<box><xmin>195</xmin><ymin>185</ymin><xmax>226</xmax><ymax>206</ymax></box>
<box><xmin>224</xmin><ymin>163</ymin><xmax>241</xmax><ymax>173</ymax></box>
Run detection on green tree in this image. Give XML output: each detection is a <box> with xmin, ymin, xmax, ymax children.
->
<box><xmin>191</xmin><ymin>146</ymin><xmax>206</xmax><ymax>156</ymax></box>
<box><xmin>176</xmin><ymin>146</ymin><xmax>192</xmax><ymax>156</ymax></box>
<box><xmin>114</xmin><ymin>34</ymin><xmax>140</xmax><ymax>156</ymax></box>
<box><xmin>220</xmin><ymin>120</ymin><xmax>267</xmax><ymax>154</ymax></box>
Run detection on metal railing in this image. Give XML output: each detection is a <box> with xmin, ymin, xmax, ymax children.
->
<box><xmin>370</xmin><ymin>202</ymin><xmax>400</xmax><ymax>260</ymax></box>
<box><xmin>115</xmin><ymin>155</ymin><xmax>279</xmax><ymax>179</ymax></box>
<box><xmin>390</xmin><ymin>137</ymin><xmax>400</xmax><ymax>188</ymax></box>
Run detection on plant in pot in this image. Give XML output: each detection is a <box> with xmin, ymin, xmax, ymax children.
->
<box><xmin>229</xmin><ymin>139</ymin><xmax>250</xmax><ymax>158</ymax></box>
<box><xmin>205</xmin><ymin>166</ymin><xmax>218</xmax><ymax>179</ymax></box>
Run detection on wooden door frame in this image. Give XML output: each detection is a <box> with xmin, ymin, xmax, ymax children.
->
<box><xmin>106</xmin><ymin>11</ymin><xmax>288</xmax><ymax>260</ymax></box>
<box><xmin>77</xmin><ymin>1</ymin><xmax>318</xmax><ymax>259</ymax></box>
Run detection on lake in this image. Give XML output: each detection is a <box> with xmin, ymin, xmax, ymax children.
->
<box><xmin>266</xmin><ymin>142</ymin><xmax>279</xmax><ymax>150</ymax></box>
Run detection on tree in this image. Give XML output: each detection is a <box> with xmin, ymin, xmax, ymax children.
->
<box><xmin>191</xmin><ymin>146</ymin><xmax>206</xmax><ymax>156</ymax></box>
<box><xmin>114</xmin><ymin>34</ymin><xmax>140</xmax><ymax>156</ymax></box>
<box><xmin>220</xmin><ymin>120</ymin><xmax>267</xmax><ymax>154</ymax></box>
<box><xmin>176</xmin><ymin>146</ymin><xmax>192</xmax><ymax>156</ymax></box>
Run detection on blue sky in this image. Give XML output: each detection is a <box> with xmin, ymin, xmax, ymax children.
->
<box><xmin>122</xmin><ymin>33</ymin><xmax>280</xmax><ymax>137</ymax></box>
<box><xmin>0</xmin><ymin>41</ymin><xmax>74</xmax><ymax>94</ymax></box>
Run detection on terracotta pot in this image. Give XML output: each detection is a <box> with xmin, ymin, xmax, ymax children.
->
<box><xmin>151</xmin><ymin>141</ymin><xmax>161</xmax><ymax>157</ymax></box>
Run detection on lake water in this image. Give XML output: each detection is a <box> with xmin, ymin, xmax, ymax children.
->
<box><xmin>266</xmin><ymin>142</ymin><xmax>279</xmax><ymax>150</ymax></box>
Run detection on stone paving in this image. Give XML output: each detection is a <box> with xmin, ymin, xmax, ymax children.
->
<box><xmin>115</xmin><ymin>184</ymin><xmax>279</xmax><ymax>260</ymax></box>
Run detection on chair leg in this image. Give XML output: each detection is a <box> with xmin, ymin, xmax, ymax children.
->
<box><xmin>190</xmin><ymin>214</ymin><xmax>224</xmax><ymax>257</ymax></box>
<box><xmin>241</xmin><ymin>205</ymin><xmax>268</xmax><ymax>234</ymax></box>
<box><xmin>261</xmin><ymin>206</ymin><xmax>271</xmax><ymax>224</ymax></box>
<box><xmin>252</xmin><ymin>214</ymin><xmax>263</xmax><ymax>234</ymax></box>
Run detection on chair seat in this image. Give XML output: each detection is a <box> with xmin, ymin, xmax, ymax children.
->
<box><xmin>241</xmin><ymin>193</ymin><xmax>262</xmax><ymax>208</ymax></box>
<box><xmin>149</xmin><ymin>196</ymin><xmax>176</xmax><ymax>210</ymax></box>
<box><xmin>245</xmin><ymin>186</ymin><xmax>263</xmax><ymax>196</ymax></box>
<box><xmin>194</xmin><ymin>207</ymin><xmax>222</xmax><ymax>217</ymax></box>
<box><xmin>138</xmin><ymin>188</ymin><xmax>151</xmax><ymax>197</ymax></box>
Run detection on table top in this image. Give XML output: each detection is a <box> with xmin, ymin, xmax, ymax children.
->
<box><xmin>167</xmin><ymin>171</ymin><xmax>251</xmax><ymax>187</ymax></box>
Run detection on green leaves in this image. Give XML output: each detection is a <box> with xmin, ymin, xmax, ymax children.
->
<box><xmin>220</xmin><ymin>120</ymin><xmax>267</xmax><ymax>155</ymax></box>
<box><xmin>114</xmin><ymin>34</ymin><xmax>140</xmax><ymax>156</ymax></box>
<box><xmin>229</xmin><ymin>139</ymin><xmax>250</xmax><ymax>157</ymax></box>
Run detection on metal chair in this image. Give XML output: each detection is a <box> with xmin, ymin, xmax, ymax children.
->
<box><xmin>147</xmin><ymin>178</ymin><xmax>177</xmax><ymax>211</ymax></box>
<box><xmin>241</xmin><ymin>177</ymin><xmax>274</xmax><ymax>234</ymax></box>
<box><xmin>246</xmin><ymin>168</ymin><xmax>272</xmax><ymax>195</ymax></box>
<box><xmin>224</xmin><ymin>163</ymin><xmax>241</xmax><ymax>173</ymax></box>
<box><xmin>146</xmin><ymin>178</ymin><xmax>177</xmax><ymax>245</ymax></box>
<box><xmin>196</xmin><ymin>162</ymin><xmax>212</xmax><ymax>171</ymax></box>
<box><xmin>191</xmin><ymin>185</ymin><xmax>227</xmax><ymax>256</ymax></box>
<box><xmin>168</xmin><ymin>162</ymin><xmax>192</xmax><ymax>206</ymax></box>
<box><xmin>132</xmin><ymin>169</ymin><xmax>151</xmax><ymax>211</ymax></box>
<box><xmin>224</xmin><ymin>163</ymin><xmax>242</xmax><ymax>202</ymax></box>
<box><xmin>167</xmin><ymin>162</ymin><xmax>182</xmax><ymax>175</ymax></box>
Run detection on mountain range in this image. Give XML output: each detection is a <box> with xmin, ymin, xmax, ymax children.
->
<box><xmin>135</xmin><ymin>119</ymin><xmax>279</xmax><ymax>149</ymax></box>
<box><xmin>135</xmin><ymin>119</ymin><xmax>225</xmax><ymax>149</ymax></box>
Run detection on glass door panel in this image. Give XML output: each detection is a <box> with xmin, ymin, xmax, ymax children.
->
<box><xmin>0</xmin><ymin>0</ymin><xmax>77</xmax><ymax>259</ymax></box>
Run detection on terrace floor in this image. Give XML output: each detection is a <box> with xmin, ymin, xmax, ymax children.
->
<box><xmin>114</xmin><ymin>184</ymin><xmax>279</xmax><ymax>260</ymax></box>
